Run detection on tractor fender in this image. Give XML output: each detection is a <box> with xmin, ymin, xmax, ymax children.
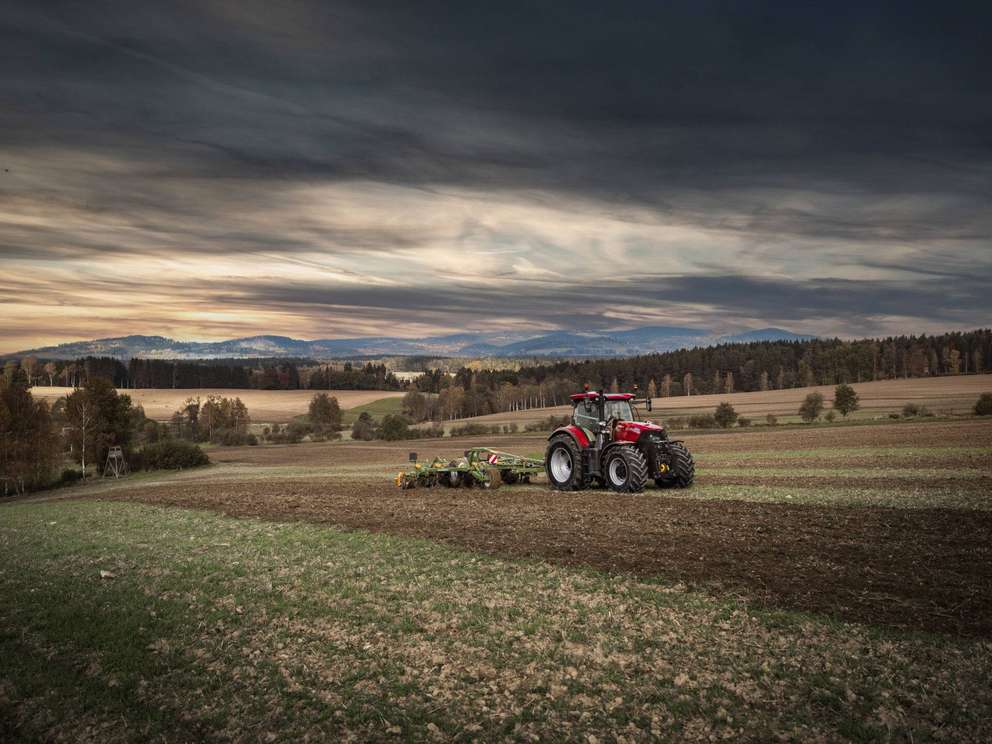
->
<box><xmin>601</xmin><ymin>440</ymin><xmax>637</xmax><ymax>460</ymax></box>
<box><xmin>549</xmin><ymin>424</ymin><xmax>590</xmax><ymax>448</ymax></box>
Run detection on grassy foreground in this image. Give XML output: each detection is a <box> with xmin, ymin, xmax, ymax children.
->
<box><xmin>2</xmin><ymin>501</ymin><xmax>991</xmax><ymax>743</ymax></box>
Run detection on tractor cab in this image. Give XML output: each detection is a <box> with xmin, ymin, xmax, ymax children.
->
<box><xmin>568</xmin><ymin>391</ymin><xmax>664</xmax><ymax>444</ymax></box>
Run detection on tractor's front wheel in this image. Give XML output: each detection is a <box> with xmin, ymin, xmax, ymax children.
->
<box><xmin>546</xmin><ymin>434</ymin><xmax>586</xmax><ymax>491</ymax></box>
<box><xmin>604</xmin><ymin>446</ymin><xmax>648</xmax><ymax>493</ymax></box>
<box><xmin>655</xmin><ymin>442</ymin><xmax>695</xmax><ymax>488</ymax></box>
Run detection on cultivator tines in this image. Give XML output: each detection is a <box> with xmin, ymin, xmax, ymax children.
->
<box><xmin>396</xmin><ymin>447</ymin><xmax>544</xmax><ymax>490</ymax></box>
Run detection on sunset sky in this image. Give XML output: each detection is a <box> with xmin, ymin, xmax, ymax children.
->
<box><xmin>2</xmin><ymin>1</ymin><xmax>990</xmax><ymax>353</ymax></box>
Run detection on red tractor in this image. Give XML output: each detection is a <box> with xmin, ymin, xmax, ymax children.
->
<box><xmin>545</xmin><ymin>389</ymin><xmax>694</xmax><ymax>492</ymax></box>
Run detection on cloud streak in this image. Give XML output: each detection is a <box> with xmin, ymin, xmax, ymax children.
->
<box><xmin>1</xmin><ymin>1</ymin><xmax>990</xmax><ymax>352</ymax></box>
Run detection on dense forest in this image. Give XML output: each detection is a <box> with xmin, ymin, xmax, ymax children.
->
<box><xmin>514</xmin><ymin>329</ymin><xmax>992</xmax><ymax>395</ymax></box>
<box><xmin>407</xmin><ymin>329</ymin><xmax>992</xmax><ymax>419</ymax></box>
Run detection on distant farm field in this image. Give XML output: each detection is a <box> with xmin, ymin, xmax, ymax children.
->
<box><xmin>443</xmin><ymin>373</ymin><xmax>992</xmax><ymax>429</ymax></box>
<box><xmin>29</xmin><ymin>387</ymin><xmax>404</xmax><ymax>423</ymax></box>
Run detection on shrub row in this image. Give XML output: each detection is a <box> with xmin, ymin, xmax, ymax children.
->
<box><xmin>264</xmin><ymin>422</ymin><xmax>341</xmax><ymax>444</ymax></box>
<box><xmin>131</xmin><ymin>440</ymin><xmax>210</xmax><ymax>470</ymax></box>
<box><xmin>213</xmin><ymin>428</ymin><xmax>259</xmax><ymax>446</ymax></box>
<box><xmin>450</xmin><ymin>422</ymin><xmax>521</xmax><ymax>437</ymax></box>
<box><xmin>901</xmin><ymin>402</ymin><xmax>934</xmax><ymax>418</ymax></box>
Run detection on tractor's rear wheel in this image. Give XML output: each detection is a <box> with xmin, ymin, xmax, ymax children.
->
<box><xmin>604</xmin><ymin>446</ymin><xmax>648</xmax><ymax>493</ymax></box>
<box><xmin>546</xmin><ymin>434</ymin><xmax>586</xmax><ymax>491</ymax></box>
<box><xmin>655</xmin><ymin>442</ymin><xmax>695</xmax><ymax>488</ymax></box>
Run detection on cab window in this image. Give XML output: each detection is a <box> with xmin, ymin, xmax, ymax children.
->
<box><xmin>574</xmin><ymin>399</ymin><xmax>599</xmax><ymax>432</ymax></box>
<box><xmin>604</xmin><ymin>400</ymin><xmax>633</xmax><ymax>422</ymax></box>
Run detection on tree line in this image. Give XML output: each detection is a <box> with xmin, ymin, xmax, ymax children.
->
<box><xmin>0</xmin><ymin>366</ymin><xmax>211</xmax><ymax>495</ymax></box>
<box><xmin>11</xmin><ymin>357</ymin><xmax>403</xmax><ymax>391</ymax></box>
<box><xmin>510</xmin><ymin>329</ymin><xmax>991</xmax><ymax>396</ymax></box>
<box><xmin>403</xmin><ymin>328</ymin><xmax>992</xmax><ymax>420</ymax></box>
<box><xmin>8</xmin><ymin>328</ymin><xmax>990</xmax><ymax>426</ymax></box>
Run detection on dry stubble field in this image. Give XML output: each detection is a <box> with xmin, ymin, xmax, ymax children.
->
<box><xmin>29</xmin><ymin>387</ymin><xmax>404</xmax><ymax>423</ymax></box>
<box><xmin>3</xmin><ymin>416</ymin><xmax>992</xmax><ymax>742</ymax></box>
<box><xmin>445</xmin><ymin>373</ymin><xmax>992</xmax><ymax>428</ymax></box>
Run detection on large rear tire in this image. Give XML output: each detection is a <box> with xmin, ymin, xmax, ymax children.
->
<box><xmin>604</xmin><ymin>446</ymin><xmax>648</xmax><ymax>493</ymax></box>
<box><xmin>655</xmin><ymin>442</ymin><xmax>695</xmax><ymax>488</ymax></box>
<box><xmin>545</xmin><ymin>434</ymin><xmax>586</xmax><ymax>491</ymax></box>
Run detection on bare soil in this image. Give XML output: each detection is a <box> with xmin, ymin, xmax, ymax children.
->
<box><xmin>97</xmin><ymin>479</ymin><xmax>991</xmax><ymax>637</ymax></box>
<box><xmin>94</xmin><ymin>418</ymin><xmax>992</xmax><ymax>637</ymax></box>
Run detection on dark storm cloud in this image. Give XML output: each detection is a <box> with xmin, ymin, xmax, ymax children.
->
<box><xmin>199</xmin><ymin>268</ymin><xmax>992</xmax><ymax>337</ymax></box>
<box><xmin>1</xmin><ymin>0</ymin><xmax>990</xmax><ymax>344</ymax></box>
<box><xmin>5</xmin><ymin>1</ymin><xmax>990</xmax><ymax>196</ymax></box>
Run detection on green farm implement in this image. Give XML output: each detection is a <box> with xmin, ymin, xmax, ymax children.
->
<box><xmin>395</xmin><ymin>447</ymin><xmax>544</xmax><ymax>490</ymax></box>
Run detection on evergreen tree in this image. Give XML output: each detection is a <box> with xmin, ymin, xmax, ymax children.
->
<box><xmin>0</xmin><ymin>369</ymin><xmax>59</xmax><ymax>493</ymax></box>
<box><xmin>833</xmin><ymin>384</ymin><xmax>860</xmax><ymax>417</ymax></box>
<box><xmin>351</xmin><ymin>412</ymin><xmax>376</xmax><ymax>440</ymax></box>
<box><xmin>377</xmin><ymin>414</ymin><xmax>410</xmax><ymax>441</ymax></box>
<box><xmin>714</xmin><ymin>402</ymin><xmax>738</xmax><ymax>429</ymax></box>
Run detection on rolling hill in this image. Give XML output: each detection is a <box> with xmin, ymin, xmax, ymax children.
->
<box><xmin>10</xmin><ymin>327</ymin><xmax>814</xmax><ymax>361</ymax></box>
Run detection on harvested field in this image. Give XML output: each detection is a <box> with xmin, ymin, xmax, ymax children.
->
<box><xmin>62</xmin><ymin>417</ymin><xmax>991</xmax><ymax>637</ymax></box>
<box><xmin>440</xmin><ymin>373</ymin><xmax>992</xmax><ymax>428</ymax></box>
<box><xmin>28</xmin><ymin>386</ymin><xmax>403</xmax><ymax>422</ymax></box>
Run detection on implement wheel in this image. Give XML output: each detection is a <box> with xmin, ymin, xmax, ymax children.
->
<box><xmin>481</xmin><ymin>467</ymin><xmax>502</xmax><ymax>490</ymax></box>
<box><xmin>440</xmin><ymin>461</ymin><xmax>462</xmax><ymax>488</ymax></box>
<box><xmin>500</xmin><ymin>469</ymin><xmax>519</xmax><ymax>485</ymax></box>
<box><xmin>655</xmin><ymin>442</ymin><xmax>695</xmax><ymax>489</ymax></box>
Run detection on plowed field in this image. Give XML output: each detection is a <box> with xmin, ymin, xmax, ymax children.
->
<box><xmin>78</xmin><ymin>418</ymin><xmax>992</xmax><ymax>637</ymax></box>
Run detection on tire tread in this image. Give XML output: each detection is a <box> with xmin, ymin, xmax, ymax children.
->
<box><xmin>655</xmin><ymin>442</ymin><xmax>695</xmax><ymax>489</ymax></box>
<box><xmin>546</xmin><ymin>434</ymin><xmax>587</xmax><ymax>491</ymax></box>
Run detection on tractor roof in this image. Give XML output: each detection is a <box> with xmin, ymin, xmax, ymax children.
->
<box><xmin>569</xmin><ymin>392</ymin><xmax>635</xmax><ymax>401</ymax></box>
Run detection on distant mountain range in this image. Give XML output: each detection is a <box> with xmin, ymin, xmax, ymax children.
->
<box><xmin>9</xmin><ymin>327</ymin><xmax>815</xmax><ymax>361</ymax></box>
